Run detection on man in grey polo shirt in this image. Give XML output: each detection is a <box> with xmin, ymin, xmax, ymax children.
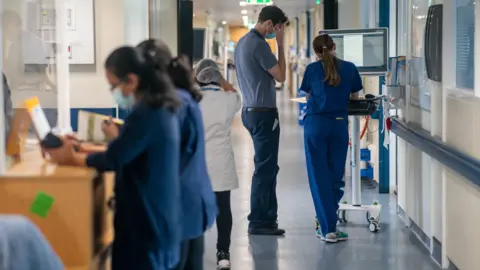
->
<box><xmin>234</xmin><ymin>5</ymin><xmax>288</xmax><ymax>236</ymax></box>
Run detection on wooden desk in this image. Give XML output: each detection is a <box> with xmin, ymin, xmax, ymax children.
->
<box><xmin>0</xmin><ymin>150</ymin><xmax>114</xmax><ymax>270</ymax></box>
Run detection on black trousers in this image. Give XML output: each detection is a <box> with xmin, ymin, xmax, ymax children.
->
<box><xmin>215</xmin><ymin>191</ymin><xmax>232</xmax><ymax>252</ymax></box>
<box><xmin>241</xmin><ymin>109</ymin><xmax>280</xmax><ymax>229</ymax></box>
<box><xmin>174</xmin><ymin>235</ymin><xmax>204</xmax><ymax>270</ymax></box>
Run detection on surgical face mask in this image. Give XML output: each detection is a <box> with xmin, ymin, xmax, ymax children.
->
<box><xmin>112</xmin><ymin>88</ymin><xmax>135</xmax><ymax>109</ymax></box>
<box><xmin>265</xmin><ymin>23</ymin><xmax>277</xmax><ymax>39</ymax></box>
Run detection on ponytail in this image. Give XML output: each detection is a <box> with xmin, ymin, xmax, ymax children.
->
<box><xmin>168</xmin><ymin>55</ymin><xmax>203</xmax><ymax>102</ymax></box>
<box><xmin>136</xmin><ymin>39</ymin><xmax>203</xmax><ymax>103</ymax></box>
<box><xmin>312</xmin><ymin>34</ymin><xmax>341</xmax><ymax>87</ymax></box>
<box><xmin>321</xmin><ymin>49</ymin><xmax>341</xmax><ymax>87</ymax></box>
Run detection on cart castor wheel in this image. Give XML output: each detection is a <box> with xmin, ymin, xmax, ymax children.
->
<box><xmin>369</xmin><ymin>221</ymin><xmax>380</xmax><ymax>233</ymax></box>
<box><xmin>338</xmin><ymin>210</ymin><xmax>348</xmax><ymax>224</ymax></box>
<box><xmin>366</xmin><ymin>212</ymin><xmax>379</xmax><ymax>223</ymax></box>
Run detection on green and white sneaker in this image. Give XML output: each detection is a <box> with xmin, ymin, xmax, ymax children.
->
<box><xmin>336</xmin><ymin>230</ymin><xmax>349</xmax><ymax>241</ymax></box>
<box><xmin>316</xmin><ymin>230</ymin><xmax>338</xmax><ymax>243</ymax></box>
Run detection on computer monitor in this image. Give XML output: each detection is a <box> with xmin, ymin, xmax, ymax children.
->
<box><xmin>321</xmin><ymin>28</ymin><xmax>388</xmax><ymax>75</ymax></box>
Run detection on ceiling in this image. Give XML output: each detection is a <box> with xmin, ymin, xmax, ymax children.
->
<box><xmin>194</xmin><ymin>0</ymin><xmax>320</xmax><ymax>26</ymax></box>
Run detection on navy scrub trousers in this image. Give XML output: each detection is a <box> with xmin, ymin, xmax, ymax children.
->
<box><xmin>304</xmin><ymin>114</ymin><xmax>349</xmax><ymax>236</ymax></box>
<box><xmin>241</xmin><ymin>108</ymin><xmax>280</xmax><ymax>228</ymax></box>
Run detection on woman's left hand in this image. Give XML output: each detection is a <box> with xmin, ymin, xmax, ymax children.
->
<box><xmin>42</xmin><ymin>137</ymin><xmax>77</xmax><ymax>166</ymax></box>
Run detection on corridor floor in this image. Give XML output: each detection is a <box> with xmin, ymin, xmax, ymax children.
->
<box><xmin>203</xmin><ymin>93</ymin><xmax>440</xmax><ymax>270</ymax></box>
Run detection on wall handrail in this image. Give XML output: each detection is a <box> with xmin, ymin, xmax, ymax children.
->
<box><xmin>390</xmin><ymin>117</ymin><xmax>480</xmax><ymax>187</ymax></box>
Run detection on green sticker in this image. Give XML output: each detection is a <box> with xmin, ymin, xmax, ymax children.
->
<box><xmin>30</xmin><ymin>192</ymin><xmax>55</xmax><ymax>218</ymax></box>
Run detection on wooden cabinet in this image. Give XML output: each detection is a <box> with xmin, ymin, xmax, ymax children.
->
<box><xmin>0</xmin><ymin>150</ymin><xmax>114</xmax><ymax>270</ymax></box>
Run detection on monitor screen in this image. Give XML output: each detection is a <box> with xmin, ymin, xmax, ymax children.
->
<box><xmin>323</xmin><ymin>28</ymin><xmax>388</xmax><ymax>75</ymax></box>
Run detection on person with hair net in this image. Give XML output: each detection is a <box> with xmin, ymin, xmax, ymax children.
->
<box><xmin>195</xmin><ymin>59</ymin><xmax>241</xmax><ymax>270</ymax></box>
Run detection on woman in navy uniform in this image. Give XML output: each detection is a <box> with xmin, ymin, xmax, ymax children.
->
<box><xmin>300</xmin><ymin>32</ymin><xmax>363</xmax><ymax>243</ymax></box>
<box><xmin>136</xmin><ymin>39</ymin><xmax>217</xmax><ymax>270</ymax></box>
<box><xmin>44</xmin><ymin>46</ymin><xmax>182</xmax><ymax>269</ymax></box>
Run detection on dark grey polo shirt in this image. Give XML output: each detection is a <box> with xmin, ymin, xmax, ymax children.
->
<box><xmin>234</xmin><ymin>29</ymin><xmax>278</xmax><ymax>108</ymax></box>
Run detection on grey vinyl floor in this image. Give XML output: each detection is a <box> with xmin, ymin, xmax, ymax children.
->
<box><xmin>203</xmin><ymin>92</ymin><xmax>440</xmax><ymax>270</ymax></box>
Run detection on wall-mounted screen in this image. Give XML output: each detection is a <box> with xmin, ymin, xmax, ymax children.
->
<box><xmin>322</xmin><ymin>28</ymin><xmax>388</xmax><ymax>75</ymax></box>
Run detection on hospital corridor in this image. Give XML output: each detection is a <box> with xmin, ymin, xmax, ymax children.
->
<box><xmin>0</xmin><ymin>0</ymin><xmax>479</xmax><ymax>269</ymax></box>
<box><xmin>202</xmin><ymin>93</ymin><xmax>439</xmax><ymax>270</ymax></box>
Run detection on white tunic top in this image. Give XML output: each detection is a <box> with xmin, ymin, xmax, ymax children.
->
<box><xmin>199</xmin><ymin>84</ymin><xmax>242</xmax><ymax>192</ymax></box>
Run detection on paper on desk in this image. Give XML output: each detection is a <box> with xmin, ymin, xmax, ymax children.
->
<box><xmin>30</xmin><ymin>192</ymin><xmax>55</xmax><ymax>218</ymax></box>
<box><xmin>290</xmin><ymin>97</ymin><xmax>307</xmax><ymax>104</ymax></box>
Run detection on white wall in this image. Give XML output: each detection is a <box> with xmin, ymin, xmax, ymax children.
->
<box><xmin>338</xmin><ymin>0</ymin><xmax>360</xmax><ymax>29</ymax></box>
<box><xmin>124</xmin><ymin>0</ymin><xmax>149</xmax><ymax>46</ymax></box>
<box><xmin>395</xmin><ymin>0</ymin><xmax>480</xmax><ymax>269</ymax></box>
<box><xmin>69</xmin><ymin>0</ymin><xmax>124</xmax><ymax>108</ymax></box>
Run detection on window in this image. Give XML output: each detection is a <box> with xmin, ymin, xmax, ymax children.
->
<box><xmin>456</xmin><ymin>0</ymin><xmax>475</xmax><ymax>89</ymax></box>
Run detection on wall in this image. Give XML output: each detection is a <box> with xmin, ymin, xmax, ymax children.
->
<box><xmin>124</xmin><ymin>0</ymin><xmax>149</xmax><ymax>46</ymax></box>
<box><xmin>394</xmin><ymin>0</ymin><xmax>480</xmax><ymax>269</ymax></box>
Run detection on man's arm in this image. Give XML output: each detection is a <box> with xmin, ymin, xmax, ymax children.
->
<box><xmin>267</xmin><ymin>25</ymin><xmax>287</xmax><ymax>83</ymax></box>
<box><xmin>253</xmin><ymin>27</ymin><xmax>287</xmax><ymax>83</ymax></box>
<box><xmin>268</xmin><ymin>45</ymin><xmax>286</xmax><ymax>83</ymax></box>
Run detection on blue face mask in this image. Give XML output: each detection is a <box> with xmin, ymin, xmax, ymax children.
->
<box><xmin>265</xmin><ymin>32</ymin><xmax>276</xmax><ymax>39</ymax></box>
<box><xmin>112</xmin><ymin>88</ymin><xmax>135</xmax><ymax>109</ymax></box>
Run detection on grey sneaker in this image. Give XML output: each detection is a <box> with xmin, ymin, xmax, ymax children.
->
<box><xmin>317</xmin><ymin>230</ymin><xmax>338</xmax><ymax>243</ymax></box>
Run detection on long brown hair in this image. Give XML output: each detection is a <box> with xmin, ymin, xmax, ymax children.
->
<box><xmin>312</xmin><ymin>33</ymin><xmax>341</xmax><ymax>87</ymax></box>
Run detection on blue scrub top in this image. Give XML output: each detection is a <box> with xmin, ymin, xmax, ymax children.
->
<box><xmin>176</xmin><ymin>89</ymin><xmax>218</xmax><ymax>241</ymax></box>
<box><xmin>86</xmin><ymin>101</ymin><xmax>181</xmax><ymax>252</ymax></box>
<box><xmin>300</xmin><ymin>59</ymin><xmax>363</xmax><ymax>117</ymax></box>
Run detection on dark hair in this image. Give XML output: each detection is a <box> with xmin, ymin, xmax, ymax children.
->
<box><xmin>196</xmin><ymin>80</ymin><xmax>221</xmax><ymax>87</ymax></box>
<box><xmin>257</xmin><ymin>6</ymin><xmax>288</xmax><ymax>25</ymax></box>
<box><xmin>313</xmin><ymin>34</ymin><xmax>341</xmax><ymax>87</ymax></box>
<box><xmin>136</xmin><ymin>39</ymin><xmax>202</xmax><ymax>102</ymax></box>
<box><xmin>104</xmin><ymin>46</ymin><xmax>180</xmax><ymax>110</ymax></box>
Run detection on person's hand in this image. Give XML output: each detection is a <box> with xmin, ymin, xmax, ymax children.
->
<box><xmin>102</xmin><ymin>117</ymin><xmax>119</xmax><ymax>141</ymax></box>
<box><xmin>42</xmin><ymin>137</ymin><xmax>77</xmax><ymax>166</ymax></box>
<box><xmin>220</xmin><ymin>77</ymin><xmax>237</xmax><ymax>92</ymax></box>
<box><xmin>224</xmin><ymin>82</ymin><xmax>237</xmax><ymax>92</ymax></box>
<box><xmin>275</xmin><ymin>24</ymin><xmax>285</xmax><ymax>45</ymax></box>
<box><xmin>64</xmin><ymin>134</ymin><xmax>81</xmax><ymax>148</ymax></box>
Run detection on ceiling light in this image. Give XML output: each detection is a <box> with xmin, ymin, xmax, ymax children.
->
<box><xmin>239</xmin><ymin>1</ymin><xmax>247</xmax><ymax>6</ymax></box>
<box><xmin>241</xmin><ymin>9</ymin><xmax>248</xmax><ymax>14</ymax></box>
<box><xmin>221</xmin><ymin>20</ymin><xmax>227</xmax><ymax>25</ymax></box>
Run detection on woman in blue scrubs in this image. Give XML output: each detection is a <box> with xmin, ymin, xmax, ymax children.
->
<box><xmin>300</xmin><ymin>32</ymin><xmax>362</xmax><ymax>243</ymax></box>
<box><xmin>44</xmin><ymin>46</ymin><xmax>182</xmax><ymax>269</ymax></box>
<box><xmin>137</xmin><ymin>39</ymin><xmax>217</xmax><ymax>270</ymax></box>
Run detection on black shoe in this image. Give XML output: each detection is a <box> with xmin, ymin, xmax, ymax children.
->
<box><xmin>217</xmin><ymin>250</ymin><xmax>231</xmax><ymax>270</ymax></box>
<box><xmin>248</xmin><ymin>227</ymin><xmax>286</xmax><ymax>236</ymax></box>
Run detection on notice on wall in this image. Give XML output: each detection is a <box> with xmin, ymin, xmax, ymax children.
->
<box><xmin>26</xmin><ymin>0</ymin><xmax>95</xmax><ymax>64</ymax></box>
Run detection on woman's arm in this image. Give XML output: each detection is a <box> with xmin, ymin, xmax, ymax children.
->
<box><xmin>79</xmin><ymin>143</ymin><xmax>107</xmax><ymax>154</ymax></box>
<box><xmin>48</xmin><ymin>109</ymin><xmax>154</xmax><ymax>170</ymax></box>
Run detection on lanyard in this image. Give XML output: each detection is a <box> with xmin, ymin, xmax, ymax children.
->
<box><xmin>200</xmin><ymin>87</ymin><xmax>221</xmax><ymax>91</ymax></box>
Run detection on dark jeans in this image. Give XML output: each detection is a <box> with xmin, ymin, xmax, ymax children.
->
<box><xmin>241</xmin><ymin>108</ymin><xmax>280</xmax><ymax>229</ymax></box>
<box><xmin>215</xmin><ymin>191</ymin><xmax>232</xmax><ymax>252</ymax></box>
<box><xmin>173</xmin><ymin>235</ymin><xmax>204</xmax><ymax>270</ymax></box>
